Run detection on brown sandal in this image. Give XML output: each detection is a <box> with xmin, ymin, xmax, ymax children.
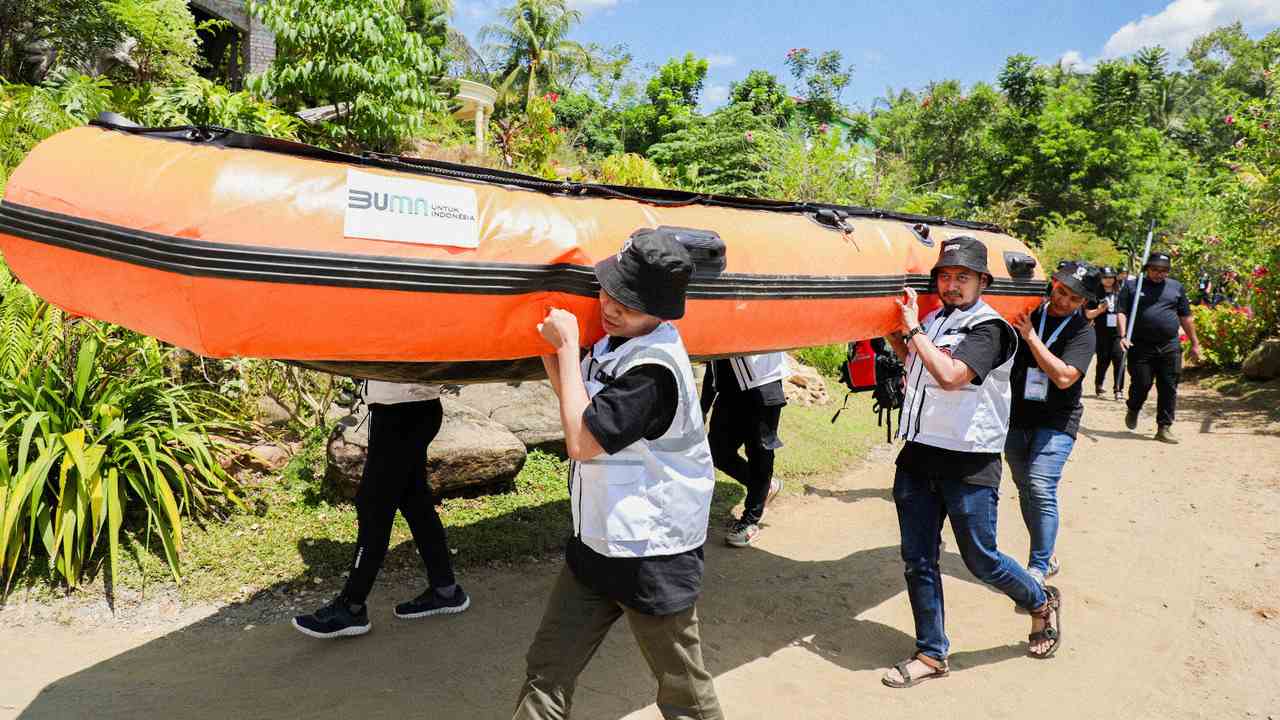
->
<box><xmin>1028</xmin><ymin>585</ymin><xmax>1062</xmax><ymax>659</ymax></box>
<box><xmin>881</xmin><ymin>652</ymin><xmax>949</xmax><ymax>688</ymax></box>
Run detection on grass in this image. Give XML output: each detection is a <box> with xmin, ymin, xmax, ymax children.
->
<box><xmin>793</xmin><ymin>344</ymin><xmax>846</xmax><ymax>377</ymax></box>
<box><xmin>9</xmin><ymin>383</ymin><xmax>886</xmax><ymax>603</ymax></box>
<box><xmin>1192</xmin><ymin>368</ymin><xmax>1280</xmax><ymax>422</ymax></box>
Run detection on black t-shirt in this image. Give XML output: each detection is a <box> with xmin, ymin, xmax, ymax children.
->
<box><xmin>1093</xmin><ymin>291</ymin><xmax>1121</xmax><ymax>337</ymax></box>
<box><xmin>1009</xmin><ymin>308</ymin><xmax>1096</xmax><ymax>438</ymax></box>
<box><xmin>896</xmin><ymin>315</ymin><xmax>1017</xmax><ymax>488</ymax></box>
<box><xmin>568</xmin><ymin>335</ymin><xmax>703</xmax><ymax>616</ymax></box>
<box><xmin>1118</xmin><ymin>278</ymin><xmax>1191</xmax><ymax>347</ymax></box>
<box><xmin>699</xmin><ymin>359</ymin><xmax>786</xmax><ymax>414</ymax></box>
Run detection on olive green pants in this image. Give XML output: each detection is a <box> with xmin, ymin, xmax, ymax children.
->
<box><xmin>512</xmin><ymin>564</ymin><xmax>723</xmax><ymax>720</ymax></box>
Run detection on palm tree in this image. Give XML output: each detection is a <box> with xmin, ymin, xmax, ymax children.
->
<box><xmin>480</xmin><ymin>0</ymin><xmax>587</xmax><ymax>109</ymax></box>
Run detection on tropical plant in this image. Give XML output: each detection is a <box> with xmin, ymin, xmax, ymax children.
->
<box><xmin>481</xmin><ymin>0</ymin><xmax>586</xmax><ymax>110</ymax></box>
<box><xmin>104</xmin><ymin>0</ymin><xmax>204</xmax><ymax>84</ymax></box>
<box><xmin>0</xmin><ymin>274</ymin><xmax>242</xmax><ymax>590</ymax></box>
<box><xmin>598</xmin><ymin>153</ymin><xmax>666</xmax><ymax>187</ymax></box>
<box><xmin>490</xmin><ymin>93</ymin><xmax>563</xmax><ymax>176</ymax></box>
<box><xmin>0</xmin><ymin>71</ymin><xmax>112</xmax><ymax>193</ymax></box>
<box><xmin>1190</xmin><ymin>304</ymin><xmax>1266</xmax><ymax>368</ymax></box>
<box><xmin>784</xmin><ymin>48</ymin><xmax>854</xmax><ymax>125</ymax></box>
<box><xmin>248</xmin><ymin>0</ymin><xmax>453</xmax><ymax>152</ymax></box>
<box><xmin>648</xmin><ymin>102</ymin><xmax>777</xmax><ymax>197</ymax></box>
<box><xmin>135</xmin><ymin>76</ymin><xmax>302</xmax><ymax>138</ymax></box>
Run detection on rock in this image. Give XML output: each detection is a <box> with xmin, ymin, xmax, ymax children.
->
<box><xmin>784</xmin><ymin>357</ymin><xmax>830</xmax><ymax>406</ymax></box>
<box><xmin>453</xmin><ymin>381</ymin><xmax>565</xmax><ymax>454</ymax></box>
<box><xmin>1242</xmin><ymin>339</ymin><xmax>1280</xmax><ymax>380</ymax></box>
<box><xmin>256</xmin><ymin>396</ymin><xmax>293</xmax><ymax>428</ymax></box>
<box><xmin>213</xmin><ymin>437</ymin><xmax>293</xmax><ymax>475</ymax></box>
<box><xmin>325</xmin><ymin>398</ymin><xmax>527</xmax><ymax>499</ymax></box>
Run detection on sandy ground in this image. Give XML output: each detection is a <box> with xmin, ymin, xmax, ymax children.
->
<box><xmin>2</xmin><ymin>381</ymin><xmax>1278</xmax><ymax>720</ymax></box>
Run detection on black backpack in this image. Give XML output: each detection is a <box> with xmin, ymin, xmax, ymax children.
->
<box><xmin>832</xmin><ymin>338</ymin><xmax>907</xmax><ymax>442</ymax></box>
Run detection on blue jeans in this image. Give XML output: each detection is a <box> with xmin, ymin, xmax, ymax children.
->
<box><xmin>1004</xmin><ymin>427</ymin><xmax>1075</xmax><ymax>576</ymax></box>
<box><xmin>893</xmin><ymin>467</ymin><xmax>1047</xmax><ymax>661</ymax></box>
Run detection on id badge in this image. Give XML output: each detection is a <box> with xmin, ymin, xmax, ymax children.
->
<box><xmin>1024</xmin><ymin>368</ymin><xmax>1050</xmax><ymax>401</ymax></box>
<box><xmin>1106</xmin><ymin>314</ymin><xmax>1117</xmax><ymax>327</ymax></box>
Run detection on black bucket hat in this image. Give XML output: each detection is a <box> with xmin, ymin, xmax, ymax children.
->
<box><xmin>932</xmin><ymin>235</ymin><xmax>992</xmax><ymax>284</ymax></box>
<box><xmin>1100</xmin><ymin>265</ymin><xmax>1117</xmax><ymax>277</ymax></box>
<box><xmin>595</xmin><ymin>228</ymin><xmax>694</xmax><ymax>320</ymax></box>
<box><xmin>1144</xmin><ymin>252</ymin><xmax>1172</xmax><ymax>270</ymax></box>
<box><xmin>1053</xmin><ymin>260</ymin><xmax>1104</xmax><ymax>302</ymax></box>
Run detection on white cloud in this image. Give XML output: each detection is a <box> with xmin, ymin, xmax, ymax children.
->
<box><xmin>706</xmin><ymin>54</ymin><xmax>737</xmax><ymax>68</ymax></box>
<box><xmin>1057</xmin><ymin>49</ymin><xmax>1096</xmax><ymax>73</ymax></box>
<box><xmin>1101</xmin><ymin>0</ymin><xmax>1280</xmax><ymax>58</ymax></box>
<box><xmin>702</xmin><ymin>84</ymin><xmax>730</xmax><ymax>107</ymax></box>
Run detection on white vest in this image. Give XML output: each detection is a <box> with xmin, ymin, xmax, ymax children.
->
<box><xmin>719</xmin><ymin>352</ymin><xmax>791</xmax><ymax>391</ymax></box>
<box><xmin>899</xmin><ymin>299</ymin><xmax>1016</xmax><ymax>453</ymax></box>
<box><xmin>572</xmin><ymin>323</ymin><xmax>715</xmax><ymax>558</ymax></box>
<box><xmin>363</xmin><ymin>381</ymin><xmax>441</xmax><ymax>405</ymax></box>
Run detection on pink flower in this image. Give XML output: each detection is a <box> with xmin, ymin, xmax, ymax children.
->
<box><xmin>818</xmin><ymin>123</ymin><xmax>830</xmax><ymax>133</ymax></box>
<box><xmin>1225</xmin><ymin>115</ymin><xmax>1235</xmax><ymax>124</ymax></box>
<box><xmin>745</xmin><ymin>131</ymin><xmax>755</xmax><ymax>142</ymax></box>
<box><xmin>1254</xmin><ymin>265</ymin><xmax>1269</xmax><ymax>278</ymax></box>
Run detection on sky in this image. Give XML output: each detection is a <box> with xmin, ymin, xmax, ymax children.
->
<box><xmin>450</xmin><ymin>0</ymin><xmax>1280</xmax><ymax>111</ymax></box>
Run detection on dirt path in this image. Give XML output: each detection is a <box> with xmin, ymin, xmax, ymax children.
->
<box><xmin>3</xmin><ymin>381</ymin><xmax>1279</xmax><ymax>719</ymax></box>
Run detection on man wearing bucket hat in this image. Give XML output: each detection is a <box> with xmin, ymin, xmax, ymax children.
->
<box><xmin>880</xmin><ymin>236</ymin><xmax>1063</xmax><ymax>689</ymax></box>
<box><xmin>1084</xmin><ymin>266</ymin><xmax>1125</xmax><ymax>400</ymax></box>
<box><xmin>514</xmin><ymin>228</ymin><xmax>723</xmax><ymax>719</ymax></box>
<box><xmin>1116</xmin><ymin>252</ymin><xmax>1202</xmax><ymax>443</ymax></box>
<box><xmin>1005</xmin><ymin>262</ymin><xmax>1100</xmax><ymax>605</ymax></box>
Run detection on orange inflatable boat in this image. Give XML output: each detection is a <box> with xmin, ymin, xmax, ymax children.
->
<box><xmin>0</xmin><ymin>118</ymin><xmax>1045</xmax><ymax>382</ymax></box>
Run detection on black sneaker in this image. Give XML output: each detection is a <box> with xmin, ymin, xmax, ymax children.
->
<box><xmin>1124</xmin><ymin>407</ymin><xmax>1138</xmax><ymax>430</ymax></box>
<box><xmin>395</xmin><ymin>585</ymin><xmax>470</xmax><ymax>619</ymax></box>
<box><xmin>292</xmin><ymin>596</ymin><xmax>371</xmax><ymax>639</ymax></box>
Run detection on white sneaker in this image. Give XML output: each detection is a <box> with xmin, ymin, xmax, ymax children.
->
<box><xmin>725</xmin><ymin>519</ymin><xmax>761</xmax><ymax>547</ymax></box>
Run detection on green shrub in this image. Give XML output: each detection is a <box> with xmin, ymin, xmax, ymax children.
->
<box><xmin>1190</xmin><ymin>304</ymin><xmax>1266</xmax><ymax>368</ymax></box>
<box><xmin>794</xmin><ymin>344</ymin><xmax>846</xmax><ymax>377</ymax></box>
<box><xmin>0</xmin><ymin>275</ymin><xmax>242</xmax><ymax>591</ymax></box>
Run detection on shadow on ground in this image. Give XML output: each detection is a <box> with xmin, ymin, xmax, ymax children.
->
<box><xmin>16</xmin><ymin>503</ymin><xmax>1026</xmax><ymax>719</ymax></box>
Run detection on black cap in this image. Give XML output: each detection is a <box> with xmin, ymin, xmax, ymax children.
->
<box><xmin>594</xmin><ymin>228</ymin><xmax>694</xmax><ymax>320</ymax></box>
<box><xmin>1057</xmin><ymin>259</ymin><xmax>1071</xmax><ymax>271</ymax></box>
<box><xmin>1052</xmin><ymin>261</ymin><xmax>1104</xmax><ymax>302</ymax></box>
<box><xmin>1100</xmin><ymin>265</ymin><xmax>1117</xmax><ymax>277</ymax></box>
<box><xmin>932</xmin><ymin>235</ymin><xmax>992</xmax><ymax>283</ymax></box>
<box><xmin>1144</xmin><ymin>252</ymin><xmax>1172</xmax><ymax>270</ymax></box>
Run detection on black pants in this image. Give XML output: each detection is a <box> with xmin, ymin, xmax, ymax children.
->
<box><xmin>342</xmin><ymin>399</ymin><xmax>455</xmax><ymax>604</ymax></box>
<box><xmin>1094</xmin><ymin>331</ymin><xmax>1124</xmax><ymax>392</ymax></box>
<box><xmin>707</xmin><ymin>392</ymin><xmax>783</xmax><ymax>524</ymax></box>
<box><xmin>1126</xmin><ymin>341</ymin><xmax>1182</xmax><ymax>427</ymax></box>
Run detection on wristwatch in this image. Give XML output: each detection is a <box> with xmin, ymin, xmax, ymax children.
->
<box><xmin>904</xmin><ymin>326</ymin><xmax>925</xmax><ymax>342</ymax></box>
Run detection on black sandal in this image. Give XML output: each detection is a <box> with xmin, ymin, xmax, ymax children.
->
<box><xmin>881</xmin><ymin>652</ymin><xmax>949</xmax><ymax>688</ymax></box>
<box><xmin>1028</xmin><ymin>585</ymin><xmax>1062</xmax><ymax>659</ymax></box>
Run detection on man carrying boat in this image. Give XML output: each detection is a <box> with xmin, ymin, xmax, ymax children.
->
<box><xmin>513</xmin><ymin>229</ymin><xmax>723</xmax><ymax>719</ymax></box>
<box><xmin>880</xmin><ymin>236</ymin><xmax>1063</xmax><ymax>689</ymax></box>
<box><xmin>700</xmin><ymin>352</ymin><xmax>789</xmax><ymax>547</ymax></box>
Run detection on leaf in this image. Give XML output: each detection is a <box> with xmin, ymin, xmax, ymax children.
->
<box><xmin>74</xmin><ymin>337</ymin><xmax>98</xmax><ymax>405</ymax></box>
<box><xmin>106</xmin><ymin>468</ymin><xmax>122</xmax><ymax>588</ymax></box>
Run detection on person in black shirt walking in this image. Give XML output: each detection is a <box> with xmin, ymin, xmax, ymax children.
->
<box><xmin>1084</xmin><ymin>266</ymin><xmax>1124</xmax><ymax>400</ymax></box>
<box><xmin>700</xmin><ymin>353</ymin><xmax>788</xmax><ymax>547</ymax></box>
<box><xmin>1006</xmin><ymin>262</ymin><xmax>1100</xmax><ymax>590</ymax></box>
<box><xmin>1116</xmin><ymin>252</ymin><xmax>1203</xmax><ymax>443</ymax></box>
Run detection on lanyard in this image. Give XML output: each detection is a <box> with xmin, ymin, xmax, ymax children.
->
<box><xmin>1037</xmin><ymin>305</ymin><xmax>1075</xmax><ymax>348</ymax></box>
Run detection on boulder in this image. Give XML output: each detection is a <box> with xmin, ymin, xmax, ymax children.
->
<box><xmin>256</xmin><ymin>396</ymin><xmax>293</xmax><ymax>428</ymax></box>
<box><xmin>326</xmin><ymin>398</ymin><xmax>527</xmax><ymax>499</ymax></box>
<box><xmin>1242</xmin><ymin>338</ymin><xmax>1280</xmax><ymax>380</ymax></box>
<box><xmin>452</xmin><ymin>381</ymin><xmax>565</xmax><ymax>454</ymax></box>
<box><xmin>784</xmin><ymin>357</ymin><xmax>830</xmax><ymax>406</ymax></box>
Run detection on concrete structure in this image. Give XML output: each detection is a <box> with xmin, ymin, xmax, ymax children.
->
<box><xmin>453</xmin><ymin>79</ymin><xmax>498</xmax><ymax>153</ymax></box>
<box><xmin>189</xmin><ymin>0</ymin><xmax>276</xmax><ymax>76</ymax></box>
